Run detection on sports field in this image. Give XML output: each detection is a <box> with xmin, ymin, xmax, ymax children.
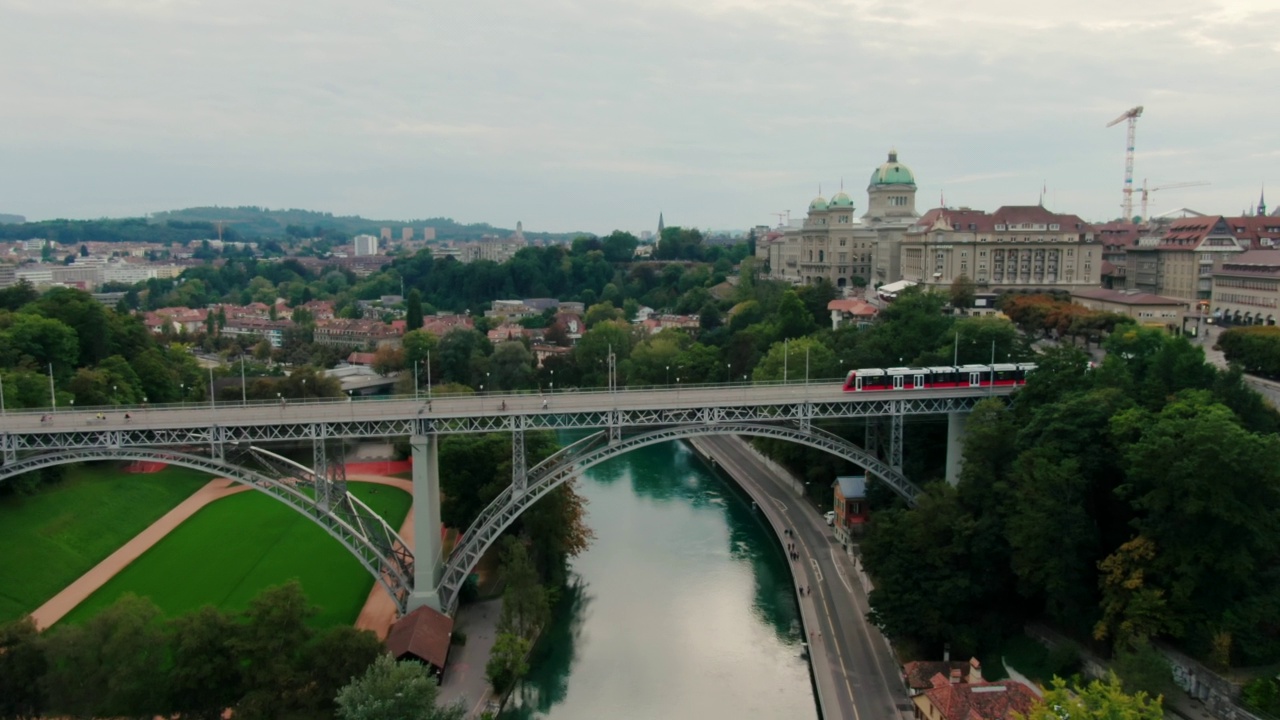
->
<box><xmin>59</xmin><ymin>482</ymin><xmax>412</xmax><ymax>628</ymax></box>
<box><xmin>0</xmin><ymin>464</ymin><xmax>211</xmax><ymax>624</ymax></box>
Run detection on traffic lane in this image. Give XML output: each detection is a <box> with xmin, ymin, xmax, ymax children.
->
<box><xmin>793</xmin><ymin>516</ymin><xmax>900</xmax><ymax>720</ymax></box>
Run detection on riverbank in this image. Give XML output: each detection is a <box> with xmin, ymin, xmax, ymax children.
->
<box><xmin>688</xmin><ymin>435</ymin><xmax>912</xmax><ymax>720</ymax></box>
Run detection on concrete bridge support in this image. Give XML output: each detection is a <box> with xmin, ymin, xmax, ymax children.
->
<box><xmin>945</xmin><ymin>411</ymin><xmax>967</xmax><ymax>486</ymax></box>
<box><xmin>408</xmin><ymin>433</ymin><xmax>444</xmax><ymax>612</ymax></box>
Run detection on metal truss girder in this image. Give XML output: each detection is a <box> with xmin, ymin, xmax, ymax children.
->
<box><xmin>0</xmin><ymin>446</ymin><xmax>414</xmax><ymax>614</ymax></box>
<box><xmin>890</xmin><ymin>402</ymin><xmax>904</xmax><ymax>474</ymax></box>
<box><xmin>510</xmin><ymin>417</ymin><xmax>526</xmax><ymax>496</ymax></box>
<box><xmin>436</xmin><ymin>421</ymin><xmax>921</xmax><ymax>613</ymax></box>
<box><xmin>0</xmin><ymin>392</ymin><xmax>999</xmax><ymax>453</ymax></box>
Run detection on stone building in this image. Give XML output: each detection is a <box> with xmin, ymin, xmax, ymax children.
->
<box><xmin>899</xmin><ymin>204</ymin><xmax>1100</xmax><ymax>293</ymax></box>
<box><xmin>1125</xmin><ymin>216</ymin><xmax>1248</xmax><ymax>304</ymax></box>
<box><xmin>759</xmin><ymin>150</ymin><xmax>919</xmax><ymax>290</ymax></box>
<box><xmin>1210</xmin><ymin>249</ymin><xmax>1280</xmax><ymax>326</ymax></box>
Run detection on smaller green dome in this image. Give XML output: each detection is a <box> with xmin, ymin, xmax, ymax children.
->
<box><xmin>809</xmin><ymin>195</ymin><xmax>829</xmax><ymax>211</ymax></box>
<box><xmin>870</xmin><ymin>150</ymin><xmax>916</xmax><ymax>187</ymax></box>
<box><xmin>830</xmin><ymin>191</ymin><xmax>854</xmax><ymax>208</ymax></box>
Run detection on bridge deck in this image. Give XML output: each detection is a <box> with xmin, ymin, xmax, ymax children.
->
<box><xmin>0</xmin><ymin>383</ymin><xmax>1012</xmax><ymax>451</ymax></box>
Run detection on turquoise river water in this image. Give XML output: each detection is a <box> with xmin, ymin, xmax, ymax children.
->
<box><xmin>501</xmin><ymin>440</ymin><xmax>819</xmax><ymax>719</ymax></box>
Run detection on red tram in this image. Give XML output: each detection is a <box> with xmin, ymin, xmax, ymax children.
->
<box><xmin>842</xmin><ymin>363</ymin><xmax>1037</xmax><ymax>392</ymax></box>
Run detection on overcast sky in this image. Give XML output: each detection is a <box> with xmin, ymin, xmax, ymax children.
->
<box><xmin>2</xmin><ymin>0</ymin><xmax>1276</xmax><ymax>234</ymax></box>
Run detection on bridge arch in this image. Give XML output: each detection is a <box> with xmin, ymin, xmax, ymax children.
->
<box><xmin>0</xmin><ymin>446</ymin><xmax>414</xmax><ymax>612</ymax></box>
<box><xmin>438</xmin><ymin>422</ymin><xmax>918</xmax><ymax>613</ymax></box>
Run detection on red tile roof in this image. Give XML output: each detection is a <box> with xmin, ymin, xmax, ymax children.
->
<box><xmin>922</xmin><ymin>673</ymin><xmax>1039</xmax><ymax>720</ymax></box>
<box><xmin>913</xmin><ymin>206</ymin><xmax>1092</xmax><ymax>235</ymax></box>
<box><xmin>828</xmin><ymin>299</ymin><xmax>879</xmax><ymax>317</ymax></box>
<box><xmin>385</xmin><ymin>606</ymin><xmax>453</xmax><ymax>669</ymax></box>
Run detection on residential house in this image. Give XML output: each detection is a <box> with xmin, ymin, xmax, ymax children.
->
<box><xmin>912</xmin><ymin>670</ymin><xmax>1039</xmax><ymax>720</ymax></box>
<box><xmin>832</xmin><ymin>475</ymin><xmax>870</xmax><ymax>546</ymax></box>
<box><xmin>827</xmin><ymin>298</ymin><xmax>878</xmax><ymax>330</ymax></box>
<box><xmin>903</xmin><ymin>657</ymin><xmax>983</xmax><ymax>697</ymax></box>
<box><xmin>313</xmin><ymin>318</ymin><xmax>402</xmax><ymax>349</ymax></box>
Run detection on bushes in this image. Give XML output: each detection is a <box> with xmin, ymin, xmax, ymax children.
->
<box><xmin>1217</xmin><ymin>326</ymin><xmax>1280</xmax><ymax>377</ymax></box>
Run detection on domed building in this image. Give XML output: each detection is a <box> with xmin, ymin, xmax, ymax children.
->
<box><xmin>760</xmin><ymin>150</ymin><xmax>920</xmax><ymax>289</ymax></box>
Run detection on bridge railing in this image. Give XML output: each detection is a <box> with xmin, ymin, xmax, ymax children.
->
<box><xmin>0</xmin><ymin>375</ymin><xmax>858</xmax><ymax>417</ymax></box>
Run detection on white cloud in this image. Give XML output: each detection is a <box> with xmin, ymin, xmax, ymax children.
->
<box><xmin>0</xmin><ymin>0</ymin><xmax>1276</xmax><ymax>231</ymax></box>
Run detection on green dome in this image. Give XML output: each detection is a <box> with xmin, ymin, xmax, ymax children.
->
<box><xmin>809</xmin><ymin>195</ymin><xmax>829</xmax><ymax>211</ymax></box>
<box><xmin>870</xmin><ymin>150</ymin><xmax>916</xmax><ymax>187</ymax></box>
<box><xmin>830</xmin><ymin>191</ymin><xmax>854</xmax><ymax>208</ymax></box>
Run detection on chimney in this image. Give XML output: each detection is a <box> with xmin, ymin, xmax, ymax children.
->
<box><xmin>950</xmin><ymin>669</ymin><xmax>962</xmax><ymax>685</ymax></box>
<box><xmin>969</xmin><ymin>657</ymin><xmax>982</xmax><ymax>684</ymax></box>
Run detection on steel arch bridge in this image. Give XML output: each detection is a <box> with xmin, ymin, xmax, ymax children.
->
<box><xmin>435</xmin><ymin>421</ymin><xmax>919</xmax><ymax>614</ymax></box>
<box><xmin>0</xmin><ymin>383</ymin><xmax>1002</xmax><ymax>616</ymax></box>
<box><xmin>0</xmin><ymin>446</ymin><xmax>414</xmax><ymax>610</ymax></box>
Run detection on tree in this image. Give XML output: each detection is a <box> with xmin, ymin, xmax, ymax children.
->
<box><xmin>949</xmin><ymin>274</ymin><xmax>976</xmax><ymax>310</ymax></box>
<box><xmin>437</xmin><ymin>328</ymin><xmax>491</xmax><ymax>387</ymax></box>
<box><xmin>775</xmin><ymin>289</ymin><xmax>815</xmax><ymax>339</ymax></box>
<box><xmin>1111</xmin><ymin>642</ymin><xmax>1175</xmax><ymax>700</ymax></box>
<box><xmin>752</xmin><ymin>336</ymin><xmax>837</xmax><ymax>383</ymax></box>
<box><xmin>301</xmin><ymin>626</ymin><xmax>386</xmax><ymax>717</ymax></box>
<box><xmin>601</xmin><ymin>230</ymin><xmax>639</xmax><ymax>263</ymax></box>
<box><xmin>497</xmin><ymin>538</ymin><xmax>550</xmax><ymax>640</ymax></box>
<box><xmin>486</xmin><ymin>632</ymin><xmax>531</xmax><ymax>696</ymax></box>
<box><xmin>490</xmin><ymin>341</ymin><xmax>535</xmax><ymax>390</ymax></box>
<box><xmin>372</xmin><ymin>346</ymin><xmax>406</xmax><ymax>376</ymax></box>
<box><xmin>232</xmin><ymin>581</ymin><xmax>315</xmax><ymax>719</ymax></box>
<box><xmin>1015</xmin><ymin>673</ymin><xmax>1162</xmax><ymax>720</ymax></box>
<box><xmin>0</xmin><ymin>617</ymin><xmax>46</xmax><ymax>720</ymax></box>
<box><xmin>1</xmin><ymin>313</ymin><xmax>78</xmax><ymax>378</ymax></box>
<box><xmin>43</xmin><ymin>594</ymin><xmax>169</xmax><ymax>719</ymax></box>
<box><xmin>1093</xmin><ymin>536</ymin><xmax>1176</xmax><ymax>650</ymax></box>
<box><xmin>406</xmin><ymin>288</ymin><xmax>424</xmax><ymax>332</ymax></box>
<box><xmin>574</xmin><ymin>321</ymin><xmax>632</xmax><ymax>388</ymax></box>
<box><xmin>583</xmin><ymin>301</ymin><xmax>624</xmax><ymax>328</ymax></box>
<box><xmin>336</xmin><ymin>654</ymin><xmax>465</xmax><ymax>720</ymax></box>
<box><xmin>520</xmin><ymin>478</ymin><xmax>595</xmax><ymax>587</ymax></box>
<box><xmin>166</xmin><ymin>606</ymin><xmax>244</xmax><ymax>720</ymax></box>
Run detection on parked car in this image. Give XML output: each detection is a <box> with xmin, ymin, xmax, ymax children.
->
<box><xmin>824</xmin><ymin>511</ymin><xmax>835</xmax><ymax>526</ymax></box>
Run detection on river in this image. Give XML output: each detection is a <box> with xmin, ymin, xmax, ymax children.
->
<box><xmin>501</xmin><ymin>439</ymin><xmax>818</xmax><ymax>720</ymax></box>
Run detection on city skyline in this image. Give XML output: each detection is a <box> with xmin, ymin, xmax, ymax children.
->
<box><xmin>2</xmin><ymin>0</ymin><xmax>1276</xmax><ymax>234</ymax></box>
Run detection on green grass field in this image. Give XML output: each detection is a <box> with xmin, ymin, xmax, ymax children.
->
<box><xmin>0</xmin><ymin>464</ymin><xmax>211</xmax><ymax>624</ymax></box>
<box><xmin>59</xmin><ymin>482</ymin><xmax>412</xmax><ymax>628</ymax></box>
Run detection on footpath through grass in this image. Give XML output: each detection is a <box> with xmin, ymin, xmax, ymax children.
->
<box><xmin>60</xmin><ymin>482</ymin><xmax>412</xmax><ymax>628</ymax></box>
<box><xmin>0</xmin><ymin>464</ymin><xmax>211</xmax><ymax>624</ymax></box>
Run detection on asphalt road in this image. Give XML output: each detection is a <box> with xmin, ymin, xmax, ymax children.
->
<box><xmin>0</xmin><ymin>382</ymin><xmax>1009</xmax><ymax>437</ymax></box>
<box><xmin>699</xmin><ymin>434</ymin><xmax>909</xmax><ymax>720</ymax></box>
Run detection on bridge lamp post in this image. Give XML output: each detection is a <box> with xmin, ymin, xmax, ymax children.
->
<box><xmin>486</xmin><ymin>372</ymin><xmax>491</xmax><ymax>395</ymax></box>
<box><xmin>301</xmin><ymin>379</ymin><xmax>307</xmax><ymax>399</ymax></box>
<box><xmin>550</xmin><ymin>369</ymin><xmax>554</xmax><ymax>394</ymax></box>
<box><xmin>0</xmin><ymin>373</ymin><xmax>5</xmax><ymax>417</ymax></box>
<box><xmin>413</xmin><ymin>360</ymin><xmax>419</xmax><ymax>399</ymax></box>
<box><xmin>726</xmin><ymin>362</ymin><xmax>731</xmax><ymax>383</ymax></box>
<box><xmin>113</xmin><ymin>384</ymin><xmax>118</xmax><ymax>407</ymax></box>
<box><xmin>665</xmin><ymin>365</ymin><xmax>669</xmax><ymax>386</ymax></box>
<box><xmin>179</xmin><ymin>383</ymin><xmax>185</xmax><ymax>406</ymax></box>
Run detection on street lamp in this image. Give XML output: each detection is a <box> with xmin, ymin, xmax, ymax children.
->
<box><xmin>550</xmin><ymin>369</ymin><xmax>554</xmax><ymax>394</ymax></box>
<box><xmin>113</xmin><ymin>384</ymin><xmax>118</xmax><ymax>407</ymax></box>
<box><xmin>726</xmin><ymin>362</ymin><xmax>731</xmax><ymax>383</ymax></box>
<box><xmin>180</xmin><ymin>383</ymin><xmax>185</xmax><ymax>406</ymax></box>
<box><xmin>486</xmin><ymin>372</ymin><xmax>491</xmax><ymax>395</ymax></box>
<box><xmin>665</xmin><ymin>365</ymin><xmax>670</xmax><ymax>386</ymax></box>
<box><xmin>301</xmin><ymin>378</ymin><xmax>307</xmax><ymax>399</ymax></box>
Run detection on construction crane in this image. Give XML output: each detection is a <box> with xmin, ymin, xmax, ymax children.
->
<box><xmin>1106</xmin><ymin>105</ymin><xmax>1144</xmax><ymax>221</ymax></box>
<box><xmin>1139</xmin><ymin>180</ymin><xmax>1210</xmax><ymax>222</ymax></box>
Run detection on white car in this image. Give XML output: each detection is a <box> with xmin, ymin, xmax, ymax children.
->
<box><xmin>824</xmin><ymin>511</ymin><xmax>835</xmax><ymax>526</ymax></box>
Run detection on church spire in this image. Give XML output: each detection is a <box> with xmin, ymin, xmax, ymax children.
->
<box><xmin>657</xmin><ymin>212</ymin><xmax>665</xmax><ymax>236</ymax></box>
<box><xmin>1259</xmin><ymin>187</ymin><xmax>1268</xmax><ymax>217</ymax></box>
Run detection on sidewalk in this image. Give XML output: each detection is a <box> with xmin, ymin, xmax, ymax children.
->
<box><xmin>437</xmin><ymin>598</ymin><xmax>502</xmax><ymax>718</ymax></box>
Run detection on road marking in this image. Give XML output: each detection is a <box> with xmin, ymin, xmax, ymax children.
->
<box><xmin>792</xmin><ymin>525</ymin><xmax>860</xmax><ymax>720</ymax></box>
<box><xmin>809</xmin><ymin>557</ymin><xmax>823</xmax><ymax>583</ymax></box>
<box><xmin>831</xmin><ymin>548</ymin><xmax>854</xmax><ymax>594</ymax></box>
<box><xmin>770</xmin><ymin>496</ymin><xmax>788</xmax><ymax>512</ymax></box>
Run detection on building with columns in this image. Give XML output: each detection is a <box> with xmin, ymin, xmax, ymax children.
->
<box><xmin>759</xmin><ymin>150</ymin><xmax>920</xmax><ymax>290</ymax></box>
<box><xmin>899</xmin><ymin>204</ymin><xmax>1101</xmax><ymax>293</ymax></box>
